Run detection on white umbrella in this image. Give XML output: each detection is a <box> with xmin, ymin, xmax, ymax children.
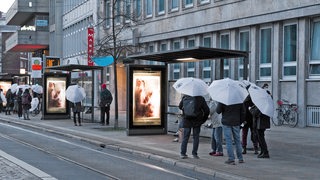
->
<box><xmin>208</xmin><ymin>78</ymin><xmax>249</xmax><ymax>105</ymax></box>
<box><xmin>0</xmin><ymin>92</ymin><xmax>6</xmax><ymax>104</ymax></box>
<box><xmin>9</xmin><ymin>83</ymin><xmax>18</xmax><ymax>93</ymax></box>
<box><xmin>248</xmin><ymin>85</ymin><xmax>274</xmax><ymax>117</ymax></box>
<box><xmin>16</xmin><ymin>84</ymin><xmax>31</xmax><ymax>94</ymax></box>
<box><xmin>31</xmin><ymin>84</ymin><xmax>43</xmax><ymax>94</ymax></box>
<box><xmin>173</xmin><ymin>77</ymin><xmax>208</xmax><ymax>96</ymax></box>
<box><xmin>66</xmin><ymin>85</ymin><xmax>86</xmax><ymax>103</ymax></box>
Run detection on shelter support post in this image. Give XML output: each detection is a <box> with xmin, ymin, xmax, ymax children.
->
<box><xmin>243</xmin><ymin>57</ymin><xmax>248</xmax><ymax>80</ymax></box>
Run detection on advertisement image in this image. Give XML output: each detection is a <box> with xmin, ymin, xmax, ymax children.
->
<box><xmin>133</xmin><ymin>71</ymin><xmax>161</xmax><ymax>126</ymax></box>
<box><xmin>46</xmin><ymin>77</ymin><xmax>67</xmax><ymax>113</ymax></box>
<box><xmin>0</xmin><ymin>81</ymin><xmax>12</xmax><ymax>95</ymax></box>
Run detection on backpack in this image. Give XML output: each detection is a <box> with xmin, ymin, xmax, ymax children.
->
<box><xmin>22</xmin><ymin>93</ymin><xmax>30</xmax><ymax>105</ymax></box>
<box><xmin>182</xmin><ymin>96</ymin><xmax>202</xmax><ymax>118</ymax></box>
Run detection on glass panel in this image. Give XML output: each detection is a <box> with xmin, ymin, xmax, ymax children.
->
<box><xmin>203</xmin><ymin>37</ymin><xmax>211</xmax><ymax>48</ymax></box>
<box><xmin>158</xmin><ymin>0</ymin><xmax>164</xmax><ymax>12</ymax></box>
<box><xmin>173</xmin><ymin>41</ymin><xmax>180</xmax><ymax>50</ymax></box>
<box><xmin>260</xmin><ymin>67</ymin><xmax>271</xmax><ymax>77</ymax></box>
<box><xmin>203</xmin><ymin>60</ymin><xmax>211</xmax><ymax>67</ymax></box>
<box><xmin>311</xmin><ymin>21</ymin><xmax>320</xmax><ymax>60</ymax></box>
<box><xmin>187</xmin><ymin>71</ymin><xmax>195</xmax><ymax>77</ymax></box>
<box><xmin>310</xmin><ymin>64</ymin><xmax>320</xmax><ymax>75</ymax></box>
<box><xmin>147</xmin><ymin>0</ymin><xmax>153</xmax><ymax>16</ymax></box>
<box><xmin>188</xmin><ymin>39</ymin><xmax>195</xmax><ymax>48</ymax></box>
<box><xmin>284</xmin><ymin>24</ymin><xmax>297</xmax><ymax>62</ymax></box>
<box><xmin>203</xmin><ymin>71</ymin><xmax>210</xmax><ymax>78</ymax></box>
<box><xmin>172</xmin><ymin>0</ymin><xmax>178</xmax><ymax>9</ymax></box>
<box><xmin>185</xmin><ymin>0</ymin><xmax>193</xmax><ymax>6</ymax></box>
<box><xmin>284</xmin><ymin>66</ymin><xmax>296</xmax><ymax>76</ymax></box>
<box><xmin>260</xmin><ymin>28</ymin><xmax>271</xmax><ymax>64</ymax></box>
<box><xmin>136</xmin><ymin>0</ymin><xmax>141</xmax><ymax>17</ymax></box>
<box><xmin>188</xmin><ymin>62</ymin><xmax>195</xmax><ymax>68</ymax></box>
<box><xmin>173</xmin><ymin>72</ymin><xmax>180</xmax><ymax>79</ymax></box>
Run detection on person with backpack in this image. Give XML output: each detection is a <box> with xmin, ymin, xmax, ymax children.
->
<box><xmin>99</xmin><ymin>84</ymin><xmax>113</xmax><ymax>125</ymax></box>
<box><xmin>179</xmin><ymin>95</ymin><xmax>209</xmax><ymax>159</ymax></box>
<box><xmin>22</xmin><ymin>89</ymin><xmax>32</xmax><ymax>120</ymax></box>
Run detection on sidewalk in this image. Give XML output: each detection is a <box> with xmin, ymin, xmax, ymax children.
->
<box><xmin>0</xmin><ymin>111</ymin><xmax>319</xmax><ymax>180</ymax></box>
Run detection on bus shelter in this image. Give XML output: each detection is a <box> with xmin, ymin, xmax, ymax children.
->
<box><xmin>126</xmin><ymin>46</ymin><xmax>249</xmax><ymax>135</ymax></box>
<box><xmin>45</xmin><ymin>64</ymin><xmax>103</xmax><ymax>122</ymax></box>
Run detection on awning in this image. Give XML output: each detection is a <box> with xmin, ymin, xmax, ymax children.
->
<box><xmin>127</xmin><ymin>46</ymin><xmax>248</xmax><ymax>63</ymax></box>
<box><xmin>45</xmin><ymin>64</ymin><xmax>103</xmax><ymax>72</ymax></box>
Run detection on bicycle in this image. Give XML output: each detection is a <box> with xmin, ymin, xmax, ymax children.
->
<box><xmin>30</xmin><ymin>97</ymin><xmax>41</xmax><ymax>117</ymax></box>
<box><xmin>272</xmin><ymin>99</ymin><xmax>298</xmax><ymax>127</ymax></box>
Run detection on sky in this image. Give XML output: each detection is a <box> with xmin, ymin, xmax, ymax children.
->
<box><xmin>0</xmin><ymin>0</ymin><xmax>15</xmax><ymax>13</ymax></box>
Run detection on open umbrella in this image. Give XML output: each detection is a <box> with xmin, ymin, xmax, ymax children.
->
<box><xmin>9</xmin><ymin>83</ymin><xmax>18</xmax><ymax>93</ymax></box>
<box><xmin>248</xmin><ymin>85</ymin><xmax>274</xmax><ymax>117</ymax></box>
<box><xmin>16</xmin><ymin>84</ymin><xmax>31</xmax><ymax>94</ymax></box>
<box><xmin>31</xmin><ymin>84</ymin><xmax>43</xmax><ymax>94</ymax></box>
<box><xmin>173</xmin><ymin>77</ymin><xmax>208</xmax><ymax>96</ymax></box>
<box><xmin>66</xmin><ymin>85</ymin><xmax>86</xmax><ymax>103</ymax></box>
<box><xmin>208</xmin><ymin>78</ymin><xmax>249</xmax><ymax>105</ymax></box>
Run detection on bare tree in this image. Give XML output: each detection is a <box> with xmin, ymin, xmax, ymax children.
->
<box><xmin>94</xmin><ymin>0</ymin><xmax>142</xmax><ymax>128</ymax></box>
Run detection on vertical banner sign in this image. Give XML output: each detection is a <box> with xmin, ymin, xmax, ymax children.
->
<box><xmin>87</xmin><ymin>28</ymin><xmax>94</xmax><ymax>66</ymax></box>
<box><xmin>31</xmin><ymin>57</ymin><xmax>42</xmax><ymax>78</ymax></box>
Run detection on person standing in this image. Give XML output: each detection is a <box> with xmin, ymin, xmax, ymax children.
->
<box><xmin>99</xmin><ymin>84</ymin><xmax>113</xmax><ymax>125</ymax></box>
<box><xmin>5</xmin><ymin>89</ymin><xmax>14</xmax><ymax>115</ymax></box>
<box><xmin>70</xmin><ymin>102</ymin><xmax>82</xmax><ymax>126</ymax></box>
<box><xmin>16</xmin><ymin>88</ymin><xmax>23</xmax><ymax>119</ymax></box>
<box><xmin>0</xmin><ymin>89</ymin><xmax>3</xmax><ymax>113</ymax></box>
<box><xmin>208</xmin><ymin>100</ymin><xmax>224</xmax><ymax>157</ymax></box>
<box><xmin>216</xmin><ymin>102</ymin><xmax>245</xmax><ymax>165</ymax></box>
<box><xmin>179</xmin><ymin>95</ymin><xmax>209</xmax><ymax>159</ymax></box>
<box><xmin>21</xmin><ymin>89</ymin><xmax>32</xmax><ymax>120</ymax></box>
<box><xmin>242</xmin><ymin>95</ymin><xmax>259</xmax><ymax>154</ymax></box>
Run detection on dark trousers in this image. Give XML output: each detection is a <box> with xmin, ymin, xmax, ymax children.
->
<box><xmin>100</xmin><ymin>106</ymin><xmax>110</xmax><ymax>125</ymax></box>
<box><xmin>73</xmin><ymin>112</ymin><xmax>81</xmax><ymax>125</ymax></box>
<box><xmin>242</xmin><ymin>126</ymin><xmax>258</xmax><ymax>148</ymax></box>
<box><xmin>18</xmin><ymin>103</ymin><xmax>23</xmax><ymax>117</ymax></box>
<box><xmin>256</xmin><ymin>129</ymin><xmax>268</xmax><ymax>153</ymax></box>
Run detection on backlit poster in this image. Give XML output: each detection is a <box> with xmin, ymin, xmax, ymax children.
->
<box><xmin>46</xmin><ymin>77</ymin><xmax>67</xmax><ymax>113</ymax></box>
<box><xmin>133</xmin><ymin>71</ymin><xmax>161</xmax><ymax>126</ymax></box>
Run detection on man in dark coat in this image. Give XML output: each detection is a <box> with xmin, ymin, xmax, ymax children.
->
<box><xmin>216</xmin><ymin>102</ymin><xmax>245</xmax><ymax>165</ymax></box>
<box><xmin>179</xmin><ymin>95</ymin><xmax>209</xmax><ymax>159</ymax></box>
<box><xmin>99</xmin><ymin>84</ymin><xmax>113</xmax><ymax>125</ymax></box>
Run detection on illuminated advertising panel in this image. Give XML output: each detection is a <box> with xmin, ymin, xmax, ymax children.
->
<box><xmin>127</xmin><ymin>65</ymin><xmax>167</xmax><ymax>135</ymax></box>
<box><xmin>43</xmin><ymin>73</ymin><xmax>70</xmax><ymax>119</ymax></box>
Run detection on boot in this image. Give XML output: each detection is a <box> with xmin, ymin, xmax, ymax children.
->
<box><xmin>258</xmin><ymin>151</ymin><xmax>270</xmax><ymax>158</ymax></box>
<box><xmin>254</xmin><ymin>146</ymin><xmax>259</xmax><ymax>154</ymax></box>
<box><xmin>242</xmin><ymin>146</ymin><xmax>247</xmax><ymax>154</ymax></box>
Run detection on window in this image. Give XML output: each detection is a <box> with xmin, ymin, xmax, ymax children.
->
<box><xmin>171</xmin><ymin>0</ymin><xmax>178</xmax><ymax>11</ymax></box>
<box><xmin>220</xmin><ymin>34</ymin><xmax>230</xmax><ymax>78</ymax></box>
<box><xmin>172</xmin><ymin>41</ymin><xmax>180</xmax><ymax>79</ymax></box>
<box><xmin>146</xmin><ymin>0</ymin><xmax>153</xmax><ymax>17</ymax></box>
<box><xmin>203</xmin><ymin>37</ymin><xmax>211</xmax><ymax>81</ymax></box>
<box><xmin>115</xmin><ymin>1</ymin><xmax>121</xmax><ymax>24</ymax></box>
<box><xmin>187</xmin><ymin>39</ymin><xmax>195</xmax><ymax>77</ymax></box>
<box><xmin>310</xmin><ymin>19</ymin><xmax>320</xmax><ymax>76</ymax></box>
<box><xmin>185</xmin><ymin>0</ymin><xmax>193</xmax><ymax>8</ymax></box>
<box><xmin>105</xmin><ymin>0</ymin><xmax>111</xmax><ymax>27</ymax></box>
<box><xmin>135</xmin><ymin>0</ymin><xmax>142</xmax><ymax>17</ymax></box>
<box><xmin>158</xmin><ymin>0</ymin><xmax>165</xmax><ymax>14</ymax></box>
<box><xmin>125</xmin><ymin>0</ymin><xmax>131</xmax><ymax>22</ymax></box>
<box><xmin>160</xmin><ymin>43</ymin><xmax>167</xmax><ymax>51</ymax></box>
<box><xmin>283</xmin><ymin>24</ymin><xmax>297</xmax><ymax>77</ymax></box>
<box><xmin>239</xmin><ymin>31</ymin><xmax>249</xmax><ymax>79</ymax></box>
<box><xmin>260</xmin><ymin>28</ymin><xmax>272</xmax><ymax>78</ymax></box>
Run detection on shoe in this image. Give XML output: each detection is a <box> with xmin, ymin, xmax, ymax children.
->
<box><xmin>74</xmin><ymin>124</ymin><xmax>77</xmax><ymax>126</ymax></box>
<box><xmin>239</xmin><ymin>159</ymin><xmax>245</xmax><ymax>163</ymax></box>
<box><xmin>180</xmin><ymin>154</ymin><xmax>188</xmax><ymax>159</ymax></box>
<box><xmin>225</xmin><ymin>160</ymin><xmax>235</xmax><ymax>165</ymax></box>
<box><xmin>172</xmin><ymin>138</ymin><xmax>179</xmax><ymax>142</ymax></box>
<box><xmin>258</xmin><ymin>153</ymin><xmax>270</xmax><ymax>158</ymax></box>
<box><xmin>254</xmin><ymin>149</ymin><xmax>259</xmax><ymax>155</ymax></box>
<box><xmin>213</xmin><ymin>152</ymin><xmax>223</xmax><ymax>156</ymax></box>
<box><xmin>79</xmin><ymin>124</ymin><xmax>82</xmax><ymax>126</ymax></box>
<box><xmin>174</xmin><ymin>131</ymin><xmax>179</xmax><ymax>137</ymax></box>
<box><xmin>242</xmin><ymin>147</ymin><xmax>247</xmax><ymax>154</ymax></box>
<box><xmin>209</xmin><ymin>151</ymin><xmax>216</xmax><ymax>156</ymax></box>
<box><xmin>192</xmin><ymin>155</ymin><xmax>200</xmax><ymax>159</ymax></box>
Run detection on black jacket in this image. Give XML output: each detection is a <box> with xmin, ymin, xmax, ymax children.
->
<box><xmin>216</xmin><ymin>102</ymin><xmax>245</xmax><ymax>126</ymax></box>
<box><xmin>179</xmin><ymin>95</ymin><xmax>210</xmax><ymax>128</ymax></box>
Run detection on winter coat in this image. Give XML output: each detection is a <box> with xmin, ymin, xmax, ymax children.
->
<box><xmin>216</xmin><ymin>102</ymin><xmax>245</xmax><ymax>126</ymax></box>
<box><xmin>22</xmin><ymin>91</ymin><xmax>32</xmax><ymax>109</ymax></box>
<box><xmin>99</xmin><ymin>89</ymin><xmax>113</xmax><ymax>107</ymax></box>
<box><xmin>208</xmin><ymin>100</ymin><xmax>222</xmax><ymax>128</ymax></box>
<box><xmin>249</xmin><ymin>105</ymin><xmax>271</xmax><ymax>129</ymax></box>
<box><xmin>178</xmin><ymin>95</ymin><xmax>210</xmax><ymax>128</ymax></box>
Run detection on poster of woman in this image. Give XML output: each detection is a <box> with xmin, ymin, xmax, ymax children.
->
<box><xmin>133</xmin><ymin>71</ymin><xmax>161</xmax><ymax>126</ymax></box>
<box><xmin>46</xmin><ymin>77</ymin><xmax>66</xmax><ymax>113</ymax></box>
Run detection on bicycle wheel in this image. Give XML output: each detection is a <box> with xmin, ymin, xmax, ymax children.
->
<box><xmin>273</xmin><ymin>109</ymin><xmax>284</xmax><ymax>126</ymax></box>
<box><xmin>31</xmin><ymin>109</ymin><xmax>39</xmax><ymax>117</ymax></box>
<box><xmin>288</xmin><ymin>110</ymin><xmax>298</xmax><ymax>127</ymax></box>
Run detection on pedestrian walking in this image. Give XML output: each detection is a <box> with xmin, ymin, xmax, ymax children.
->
<box><xmin>99</xmin><ymin>84</ymin><xmax>113</xmax><ymax>125</ymax></box>
<box><xmin>216</xmin><ymin>102</ymin><xmax>245</xmax><ymax>165</ymax></box>
<box><xmin>179</xmin><ymin>95</ymin><xmax>209</xmax><ymax>159</ymax></box>
<box><xmin>70</xmin><ymin>102</ymin><xmax>82</xmax><ymax>126</ymax></box>
<box><xmin>208</xmin><ymin>100</ymin><xmax>223</xmax><ymax>157</ymax></box>
<box><xmin>21</xmin><ymin>89</ymin><xmax>32</xmax><ymax>120</ymax></box>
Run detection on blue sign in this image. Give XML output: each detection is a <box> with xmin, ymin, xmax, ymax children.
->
<box><xmin>36</xmin><ymin>20</ymin><xmax>48</xmax><ymax>26</ymax></box>
<box><xmin>92</xmin><ymin>56</ymin><xmax>114</xmax><ymax>66</ymax></box>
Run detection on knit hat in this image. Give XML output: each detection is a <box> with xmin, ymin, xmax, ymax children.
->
<box><xmin>101</xmin><ymin>84</ymin><xmax>106</xmax><ymax>89</ymax></box>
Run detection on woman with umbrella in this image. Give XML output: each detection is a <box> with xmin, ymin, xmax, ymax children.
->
<box><xmin>66</xmin><ymin>84</ymin><xmax>86</xmax><ymax>126</ymax></box>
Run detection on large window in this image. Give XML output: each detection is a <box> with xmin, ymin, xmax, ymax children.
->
<box><xmin>239</xmin><ymin>31</ymin><xmax>249</xmax><ymax>79</ymax></box>
<box><xmin>158</xmin><ymin>0</ymin><xmax>165</xmax><ymax>14</ymax></box>
<box><xmin>135</xmin><ymin>0</ymin><xmax>142</xmax><ymax>17</ymax></box>
<box><xmin>105</xmin><ymin>0</ymin><xmax>111</xmax><ymax>27</ymax></box>
<box><xmin>203</xmin><ymin>37</ymin><xmax>212</xmax><ymax>81</ymax></box>
<box><xmin>185</xmin><ymin>0</ymin><xmax>193</xmax><ymax>8</ymax></box>
<box><xmin>172</xmin><ymin>41</ymin><xmax>180</xmax><ymax>80</ymax></box>
<box><xmin>221</xmin><ymin>34</ymin><xmax>230</xmax><ymax>78</ymax></box>
<box><xmin>283</xmin><ymin>24</ymin><xmax>297</xmax><ymax>78</ymax></box>
<box><xmin>310</xmin><ymin>19</ymin><xmax>320</xmax><ymax>76</ymax></box>
<box><xmin>146</xmin><ymin>0</ymin><xmax>153</xmax><ymax>17</ymax></box>
<box><xmin>260</xmin><ymin>28</ymin><xmax>272</xmax><ymax>78</ymax></box>
<box><xmin>170</xmin><ymin>0</ymin><xmax>178</xmax><ymax>11</ymax></box>
<box><xmin>125</xmin><ymin>0</ymin><xmax>131</xmax><ymax>22</ymax></box>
